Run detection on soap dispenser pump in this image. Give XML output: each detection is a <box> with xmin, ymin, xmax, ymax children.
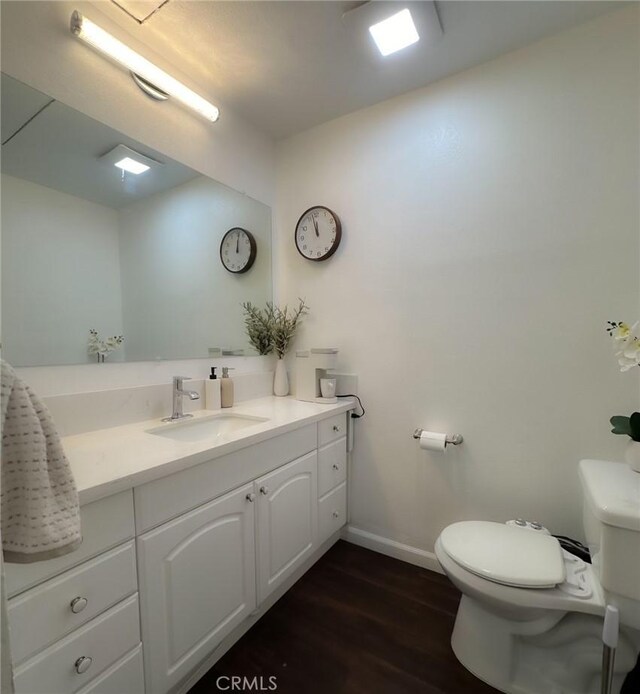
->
<box><xmin>220</xmin><ymin>367</ymin><xmax>235</xmax><ymax>408</ymax></box>
<box><xmin>205</xmin><ymin>366</ymin><xmax>221</xmax><ymax>410</ymax></box>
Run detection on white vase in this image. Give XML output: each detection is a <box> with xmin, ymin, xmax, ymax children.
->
<box><xmin>624</xmin><ymin>440</ymin><xmax>640</xmax><ymax>473</ymax></box>
<box><xmin>274</xmin><ymin>358</ymin><xmax>289</xmax><ymax>397</ymax></box>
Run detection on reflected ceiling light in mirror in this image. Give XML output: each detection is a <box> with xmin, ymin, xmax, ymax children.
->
<box><xmin>115</xmin><ymin>157</ymin><xmax>150</xmax><ymax>175</ymax></box>
<box><xmin>100</xmin><ymin>145</ymin><xmax>161</xmax><ymax>178</ymax></box>
<box><xmin>70</xmin><ymin>10</ymin><xmax>220</xmax><ymax>123</ymax></box>
<box><xmin>369</xmin><ymin>9</ymin><xmax>420</xmax><ymax>56</ymax></box>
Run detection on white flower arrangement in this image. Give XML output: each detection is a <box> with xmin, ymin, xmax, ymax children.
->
<box><xmin>88</xmin><ymin>329</ymin><xmax>124</xmax><ymax>362</ymax></box>
<box><xmin>606</xmin><ymin>320</ymin><xmax>640</xmax><ymax>372</ymax></box>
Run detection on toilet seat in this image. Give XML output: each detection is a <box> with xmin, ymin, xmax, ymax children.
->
<box><xmin>439</xmin><ymin>521</ymin><xmax>565</xmax><ymax>589</ymax></box>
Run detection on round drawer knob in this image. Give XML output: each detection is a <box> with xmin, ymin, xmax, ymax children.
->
<box><xmin>332</xmin><ymin>511</ymin><xmax>340</xmax><ymax>519</ymax></box>
<box><xmin>259</xmin><ymin>486</ymin><xmax>269</xmax><ymax>495</ymax></box>
<box><xmin>245</xmin><ymin>493</ymin><xmax>256</xmax><ymax>503</ymax></box>
<box><xmin>70</xmin><ymin>597</ymin><xmax>88</xmax><ymax>614</ymax></box>
<box><xmin>74</xmin><ymin>656</ymin><xmax>93</xmax><ymax>675</ymax></box>
<box><xmin>332</xmin><ymin>425</ymin><xmax>341</xmax><ymax>432</ymax></box>
<box><xmin>332</xmin><ymin>464</ymin><xmax>339</xmax><ymax>471</ymax></box>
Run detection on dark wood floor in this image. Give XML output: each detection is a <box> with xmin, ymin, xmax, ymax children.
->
<box><xmin>190</xmin><ymin>540</ymin><xmax>498</xmax><ymax>694</ymax></box>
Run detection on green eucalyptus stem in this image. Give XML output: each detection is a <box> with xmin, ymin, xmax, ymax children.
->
<box><xmin>268</xmin><ymin>299</ymin><xmax>309</xmax><ymax>359</ymax></box>
<box><xmin>241</xmin><ymin>302</ymin><xmax>273</xmax><ymax>355</ymax></box>
<box><xmin>241</xmin><ymin>299</ymin><xmax>309</xmax><ymax>358</ymax></box>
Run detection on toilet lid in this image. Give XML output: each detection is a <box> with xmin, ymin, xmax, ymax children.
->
<box><xmin>440</xmin><ymin>521</ymin><xmax>565</xmax><ymax>588</ymax></box>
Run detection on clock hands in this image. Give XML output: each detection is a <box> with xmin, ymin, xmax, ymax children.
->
<box><xmin>236</xmin><ymin>231</ymin><xmax>240</xmax><ymax>253</ymax></box>
<box><xmin>311</xmin><ymin>214</ymin><xmax>319</xmax><ymax>238</ymax></box>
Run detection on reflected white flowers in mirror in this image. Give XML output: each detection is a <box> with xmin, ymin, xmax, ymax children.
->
<box><xmin>88</xmin><ymin>329</ymin><xmax>124</xmax><ymax>363</ymax></box>
<box><xmin>607</xmin><ymin>320</ymin><xmax>640</xmax><ymax>372</ymax></box>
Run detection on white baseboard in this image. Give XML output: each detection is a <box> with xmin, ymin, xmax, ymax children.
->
<box><xmin>342</xmin><ymin>525</ymin><xmax>444</xmax><ymax>575</ymax></box>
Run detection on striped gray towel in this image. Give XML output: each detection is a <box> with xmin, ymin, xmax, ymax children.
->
<box><xmin>1</xmin><ymin>360</ymin><xmax>81</xmax><ymax>563</ymax></box>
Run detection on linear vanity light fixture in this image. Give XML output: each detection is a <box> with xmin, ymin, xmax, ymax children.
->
<box><xmin>70</xmin><ymin>10</ymin><xmax>220</xmax><ymax>123</ymax></box>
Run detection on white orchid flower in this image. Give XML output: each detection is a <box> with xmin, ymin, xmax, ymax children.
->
<box><xmin>619</xmin><ymin>353</ymin><xmax>640</xmax><ymax>372</ymax></box>
<box><xmin>611</xmin><ymin>321</ymin><xmax>634</xmax><ymax>342</ymax></box>
<box><xmin>615</xmin><ymin>321</ymin><xmax>640</xmax><ymax>371</ymax></box>
<box><xmin>615</xmin><ymin>321</ymin><xmax>640</xmax><ymax>354</ymax></box>
<box><xmin>87</xmin><ymin>330</ymin><xmax>124</xmax><ymax>360</ymax></box>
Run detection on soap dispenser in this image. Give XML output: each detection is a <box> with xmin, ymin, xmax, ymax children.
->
<box><xmin>220</xmin><ymin>367</ymin><xmax>235</xmax><ymax>408</ymax></box>
<box><xmin>205</xmin><ymin>367</ymin><xmax>221</xmax><ymax>410</ymax></box>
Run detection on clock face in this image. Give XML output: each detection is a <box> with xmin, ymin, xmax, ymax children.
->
<box><xmin>220</xmin><ymin>228</ymin><xmax>257</xmax><ymax>274</ymax></box>
<box><xmin>295</xmin><ymin>206</ymin><xmax>342</xmax><ymax>261</ymax></box>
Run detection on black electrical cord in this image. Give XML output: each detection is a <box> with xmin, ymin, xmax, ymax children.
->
<box><xmin>337</xmin><ymin>394</ymin><xmax>365</xmax><ymax>419</ymax></box>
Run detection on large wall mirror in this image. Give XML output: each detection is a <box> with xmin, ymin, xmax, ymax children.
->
<box><xmin>1</xmin><ymin>74</ymin><xmax>272</xmax><ymax>367</ymax></box>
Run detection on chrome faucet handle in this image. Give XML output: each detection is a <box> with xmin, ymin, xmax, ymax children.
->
<box><xmin>173</xmin><ymin>376</ymin><xmax>195</xmax><ymax>392</ymax></box>
<box><xmin>163</xmin><ymin>376</ymin><xmax>199</xmax><ymax>422</ymax></box>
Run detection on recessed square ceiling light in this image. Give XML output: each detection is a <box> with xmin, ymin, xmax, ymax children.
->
<box><xmin>114</xmin><ymin>156</ymin><xmax>150</xmax><ymax>175</ymax></box>
<box><xmin>100</xmin><ymin>144</ymin><xmax>161</xmax><ymax>176</ymax></box>
<box><xmin>369</xmin><ymin>8</ymin><xmax>420</xmax><ymax>57</ymax></box>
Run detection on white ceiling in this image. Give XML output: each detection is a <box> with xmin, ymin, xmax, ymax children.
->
<box><xmin>93</xmin><ymin>1</ymin><xmax>624</xmax><ymax>139</ymax></box>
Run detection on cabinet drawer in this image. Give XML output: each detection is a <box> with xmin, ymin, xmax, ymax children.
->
<box><xmin>317</xmin><ymin>438</ymin><xmax>347</xmax><ymax>497</ymax></box>
<box><xmin>318</xmin><ymin>413</ymin><xmax>347</xmax><ymax>446</ymax></box>
<box><xmin>6</xmin><ymin>491</ymin><xmax>135</xmax><ymax>598</ymax></box>
<box><xmin>8</xmin><ymin>542</ymin><xmax>137</xmax><ymax>664</ymax></box>
<box><xmin>318</xmin><ymin>482</ymin><xmax>347</xmax><ymax>545</ymax></box>
<box><xmin>76</xmin><ymin>646</ymin><xmax>144</xmax><ymax>694</ymax></box>
<box><xmin>13</xmin><ymin>595</ymin><xmax>140</xmax><ymax>694</ymax></box>
<box><xmin>135</xmin><ymin>424</ymin><xmax>316</xmax><ymax>532</ymax></box>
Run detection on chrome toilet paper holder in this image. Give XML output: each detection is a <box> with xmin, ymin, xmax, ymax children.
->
<box><xmin>413</xmin><ymin>429</ymin><xmax>463</xmax><ymax>445</ymax></box>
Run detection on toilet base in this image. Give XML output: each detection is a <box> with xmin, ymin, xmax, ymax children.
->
<box><xmin>451</xmin><ymin>595</ymin><xmax>640</xmax><ymax>694</ymax></box>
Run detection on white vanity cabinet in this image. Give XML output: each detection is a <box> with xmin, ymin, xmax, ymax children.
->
<box><xmin>6</xmin><ymin>491</ymin><xmax>145</xmax><ymax>694</ymax></box>
<box><xmin>317</xmin><ymin>414</ymin><xmax>348</xmax><ymax>544</ymax></box>
<box><xmin>137</xmin><ymin>451</ymin><xmax>320</xmax><ymax>694</ymax></box>
<box><xmin>137</xmin><ymin>483</ymin><xmax>257</xmax><ymax>694</ymax></box>
<box><xmin>6</xmin><ymin>407</ymin><xmax>351</xmax><ymax>694</ymax></box>
<box><xmin>135</xmin><ymin>413</ymin><xmax>347</xmax><ymax>694</ymax></box>
<box><xmin>256</xmin><ymin>451</ymin><xmax>318</xmax><ymax>602</ymax></box>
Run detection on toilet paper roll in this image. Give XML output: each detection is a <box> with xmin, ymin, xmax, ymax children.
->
<box><xmin>419</xmin><ymin>431</ymin><xmax>447</xmax><ymax>452</ymax></box>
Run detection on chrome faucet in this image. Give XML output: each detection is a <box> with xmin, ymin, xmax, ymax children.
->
<box><xmin>163</xmin><ymin>376</ymin><xmax>200</xmax><ymax>422</ymax></box>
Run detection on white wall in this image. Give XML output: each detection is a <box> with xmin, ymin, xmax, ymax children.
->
<box><xmin>1</xmin><ymin>175</ymin><xmax>125</xmax><ymax>366</ymax></box>
<box><xmin>119</xmin><ymin>176</ymin><xmax>272</xmax><ymax>360</ymax></box>
<box><xmin>275</xmin><ymin>8</ymin><xmax>640</xmax><ymax>547</ymax></box>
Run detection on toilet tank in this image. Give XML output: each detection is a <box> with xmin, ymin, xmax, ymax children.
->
<box><xmin>579</xmin><ymin>459</ymin><xmax>640</xmax><ymax>602</ymax></box>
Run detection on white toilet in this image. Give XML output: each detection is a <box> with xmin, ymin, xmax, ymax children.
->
<box><xmin>435</xmin><ymin>459</ymin><xmax>640</xmax><ymax>694</ymax></box>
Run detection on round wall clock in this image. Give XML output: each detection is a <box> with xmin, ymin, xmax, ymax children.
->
<box><xmin>295</xmin><ymin>206</ymin><xmax>342</xmax><ymax>261</ymax></box>
<box><xmin>220</xmin><ymin>227</ymin><xmax>257</xmax><ymax>273</ymax></box>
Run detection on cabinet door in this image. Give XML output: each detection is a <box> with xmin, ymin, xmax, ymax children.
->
<box><xmin>137</xmin><ymin>484</ymin><xmax>256</xmax><ymax>694</ymax></box>
<box><xmin>256</xmin><ymin>451</ymin><xmax>317</xmax><ymax>603</ymax></box>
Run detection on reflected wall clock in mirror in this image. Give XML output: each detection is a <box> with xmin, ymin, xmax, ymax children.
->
<box><xmin>220</xmin><ymin>227</ymin><xmax>257</xmax><ymax>273</ymax></box>
<box><xmin>295</xmin><ymin>206</ymin><xmax>342</xmax><ymax>261</ymax></box>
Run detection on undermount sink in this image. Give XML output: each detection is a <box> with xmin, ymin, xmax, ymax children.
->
<box><xmin>146</xmin><ymin>413</ymin><xmax>268</xmax><ymax>443</ymax></box>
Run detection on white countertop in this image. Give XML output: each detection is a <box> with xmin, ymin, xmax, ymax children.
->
<box><xmin>64</xmin><ymin>396</ymin><xmax>353</xmax><ymax>504</ymax></box>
